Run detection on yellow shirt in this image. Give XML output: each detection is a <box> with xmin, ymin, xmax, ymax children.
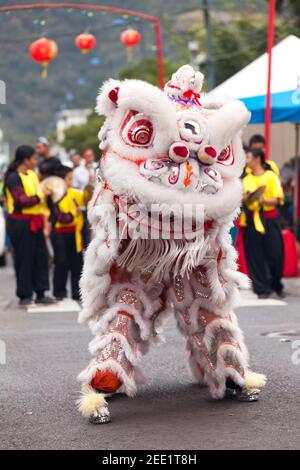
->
<box><xmin>6</xmin><ymin>169</ymin><xmax>45</xmax><ymax>215</ymax></box>
<box><xmin>55</xmin><ymin>188</ymin><xmax>85</xmax><ymax>252</ymax></box>
<box><xmin>240</xmin><ymin>170</ymin><xmax>284</xmax><ymax>234</ymax></box>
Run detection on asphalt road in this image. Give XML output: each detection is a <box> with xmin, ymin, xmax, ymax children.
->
<box><xmin>0</xmin><ymin>266</ymin><xmax>299</xmax><ymax>450</ymax></box>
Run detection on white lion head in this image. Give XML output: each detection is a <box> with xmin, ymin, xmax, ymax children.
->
<box><xmin>95</xmin><ymin>66</ymin><xmax>250</xmax><ymax>216</ymax></box>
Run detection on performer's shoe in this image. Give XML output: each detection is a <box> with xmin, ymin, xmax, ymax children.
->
<box><xmin>225</xmin><ymin>379</ymin><xmax>260</xmax><ymax>401</ymax></box>
<box><xmin>89</xmin><ymin>404</ymin><xmax>111</xmax><ymax>425</ymax></box>
<box><xmin>35</xmin><ymin>296</ymin><xmax>56</xmax><ymax>305</ymax></box>
<box><xmin>225</xmin><ymin>385</ymin><xmax>260</xmax><ymax>402</ymax></box>
<box><xmin>235</xmin><ymin>388</ymin><xmax>260</xmax><ymax>402</ymax></box>
<box><xmin>19</xmin><ymin>298</ymin><xmax>35</xmax><ymax>308</ymax></box>
<box><xmin>257</xmin><ymin>293</ymin><xmax>270</xmax><ymax>299</ymax></box>
<box><xmin>275</xmin><ymin>290</ymin><xmax>286</xmax><ymax>299</ymax></box>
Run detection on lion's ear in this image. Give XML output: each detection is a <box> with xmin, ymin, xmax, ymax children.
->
<box><xmin>95</xmin><ymin>79</ymin><xmax>121</xmax><ymax>116</ymax></box>
<box><xmin>207</xmin><ymin>100</ymin><xmax>250</xmax><ymax>153</ymax></box>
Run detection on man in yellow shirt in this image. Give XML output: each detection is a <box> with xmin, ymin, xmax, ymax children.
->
<box><xmin>241</xmin><ymin>148</ymin><xmax>285</xmax><ymax>298</ymax></box>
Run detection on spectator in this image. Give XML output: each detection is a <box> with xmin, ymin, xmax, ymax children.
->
<box><xmin>71</xmin><ymin>152</ymin><xmax>89</xmax><ymax>191</ymax></box>
<box><xmin>249</xmin><ymin>134</ymin><xmax>266</xmax><ymax>152</ymax></box>
<box><xmin>0</xmin><ymin>175</ymin><xmax>5</xmax><ymax>267</ymax></box>
<box><xmin>36</xmin><ymin>136</ymin><xmax>61</xmax><ymax>179</ymax></box>
<box><xmin>70</xmin><ymin>152</ymin><xmax>82</xmax><ymax>169</ymax></box>
<box><xmin>81</xmin><ymin>148</ymin><xmax>98</xmax><ymax>248</ymax></box>
<box><xmin>83</xmin><ymin>147</ymin><xmax>98</xmax><ymax>168</ymax></box>
<box><xmin>248</xmin><ymin>134</ymin><xmax>280</xmax><ymax>176</ymax></box>
<box><xmin>51</xmin><ymin>165</ymin><xmax>84</xmax><ymax>301</ymax></box>
<box><xmin>4</xmin><ymin>145</ymin><xmax>54</xmax><ymax>306</ymax></box>
<box><xmin>241</xmin><ymin>148</ymin><xmax>285</xmax><ymax>299</ymax></box>
<box><xmin>83</xmin><ymin>147</ymin><xmax>98</xmax><ymax>189</ymax></box>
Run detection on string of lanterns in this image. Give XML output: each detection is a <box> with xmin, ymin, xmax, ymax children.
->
<box><xmin>28</xmin><ymin>28</ymin><xmax>141</xmax><ymax>78</ymax></box>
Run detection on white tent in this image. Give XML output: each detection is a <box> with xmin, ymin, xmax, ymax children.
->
<box><xmin>211</xmin><ymin>35</ymin><xmax>300</xmax><ymax>99</ymax></box>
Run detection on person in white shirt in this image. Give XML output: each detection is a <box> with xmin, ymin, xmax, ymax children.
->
<box><xmin>71</xmin><ymin>152</ymin><xmax>89</xmax><ymax>191</ymax></box>
<box><xmin>70</xmin><ymin>152</ymin><xmax>81</xmax><ymax>169</ymax></box>
<box><xmin>83</xmin><ymin>147</ymin><xmax>98</xmax><ymax>188</ymax></box>
<box><xmin>78</xmin><ymin>148</ymin><xmax>99</xmax><ymax>247</ymax></box>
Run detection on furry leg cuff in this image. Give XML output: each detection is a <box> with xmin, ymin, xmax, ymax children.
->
<box><xmin>76</xmin><ymin>384</ymin><xmax>108</xmax><ymax>418</ymax></box>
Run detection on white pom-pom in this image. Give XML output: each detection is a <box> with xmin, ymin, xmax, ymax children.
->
<box><xmin>76</xmin><ymin>385</ymin><xmax>107</xmax><ymax>418</ymax></box>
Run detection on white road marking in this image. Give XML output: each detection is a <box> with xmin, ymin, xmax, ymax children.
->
<box><xmin>27</xmin><ymin>298</ymin><xmax>81</xmax><ymax>313</ymax></box>
<box><xmin>238</xmin><ymin>289</ymin><xmax>287</xmax><ymax>307</ymax></box>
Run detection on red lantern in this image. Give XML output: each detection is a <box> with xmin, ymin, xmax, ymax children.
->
<box><xmin>29</xmin><ymin>37</ymin><xmax>58</xmax><ymax>79</ymax></box>
<box><xmin>75</xmin><ymin>33</ymin><xmax>97</xmax><ymax>54</ymax></box>
<box><xmin>120</xmin><ymin>29</ymin><xmax>141</xmax><ymax>62</ymax></box>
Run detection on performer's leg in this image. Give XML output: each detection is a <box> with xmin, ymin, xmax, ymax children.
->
<box><xmin>69</xmin><ymin>233</ymin><xmax>83</xmax><ymax>301</ymax></box>
<box><xmin>243</xmin><ymin>219</ymin><xmax>271</xmax><ymax>296</ymax></box>
<box><xmin>51</xmin><ymin>232</ymin><xmax>69</xmax><ymax>299</ymax></box>
<box><xmin>33</xmin><ymin>228</ymin><xmax>50</xmax><ymax>299</ymax></box>
<box><xmin>264</xmin><ymin>218</ymin><xmax>284</xmax><ymax>295</ymax></box>
<box><xmin>187</xmin><ymin>307</ymin><xmax>249</xmax><ymax>399</ymax></box>
<box><xmin>171</xmin><ymin>268</ymin><xmax>266</xmax><ymax>400</ymax></box>
<box><xmin>7</xmin><ymin>217</ymin><xmax>34</xmax><ymax>301</ymax></box>
<box><xmin>77</xmin><ymin>269</ymin><xmax>164</xmax><ymax>423</ymax></box>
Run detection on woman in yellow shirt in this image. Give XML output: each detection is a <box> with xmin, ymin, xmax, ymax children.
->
<box><xmin>4</xmin><ymin>145</ymin><xmax>54</xmax><ymax>307</ymax></box>
<box><xmin>241</xmin><ymin>148</ymin><xmax>284</xmax><ymax>298</ymax></box>
<box><xmin>51</xmin><ymin>165</ymin><xmax>84</xmax><ymax>301</ymax></box>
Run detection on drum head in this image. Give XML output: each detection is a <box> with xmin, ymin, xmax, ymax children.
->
<box><xmin>39</xmin><ymin>176</ymin><xmax>67</xmax><ymax>203</ymax></box>
<box><xmin>246</xmin><ymin>185</ymin><xmax>266</xmax><ymax>204</ymax></box>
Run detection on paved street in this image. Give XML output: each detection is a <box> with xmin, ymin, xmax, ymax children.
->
<box><xmin>0</xmin><ymin>264</ymin><xmax>299</xmax><ymax>450</ymax></box>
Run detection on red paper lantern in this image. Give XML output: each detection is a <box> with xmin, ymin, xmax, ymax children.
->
<box><xmin>75</xmin><ymin>33</ymin><xmax>97</xmax><ymax>54</ymax></box>
<box><xmin>29</xmin><ymin>37</ymin><xmax>58</xmax><ymax>78</ymax></box>
<box><xmin>120</xmin><ymin>29</ymin><xmax>141</xmax><ymax>62</ymax></box>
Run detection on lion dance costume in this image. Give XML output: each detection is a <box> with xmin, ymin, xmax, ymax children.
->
<box><xmin>77</xmin><ymin>65</ymin><xmax>266</xmax><ymax>424</ymax></box>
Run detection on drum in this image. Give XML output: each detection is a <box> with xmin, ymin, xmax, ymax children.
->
<box><xmin>39</xmin><ymin>176</ymin><xmax>67</xmax><ymax>203</ymax></box>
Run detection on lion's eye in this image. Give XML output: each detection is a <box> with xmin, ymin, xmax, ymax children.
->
<box><xmin>184</xmin><ymin>120</ymin><xmax>200</xmax><ymax>135</ymax></box>
<box><xmin>130</xmin><ymin>125</ymin><xmax>152</xmax><ymax>145</ymax></box>
<box><xmin>120</xmin><ymin>110</ymin><xmax>154</xmax><ymax>147</ymax></box>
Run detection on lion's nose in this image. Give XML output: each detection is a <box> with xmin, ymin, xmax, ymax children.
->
<box><xmin>169</xmin><ymin>142</ymin><xmax>190</xmax><ymax>163</ymax></box>
<box><xmin>198</xmin><ymin>145</ymin><xmax>217</xmax><ymax>165</ymax></box>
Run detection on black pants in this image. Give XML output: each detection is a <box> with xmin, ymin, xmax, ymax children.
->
<box><xmin>243</xmin><ymin>214</ymin><xmax>284</xmax><ymax>295</ymax></box>
<box><xmin>51</xmin><ymin>231</ymin><xmax>83</xmax><ymax>300</ymax></box>
<box><xmin>82</xmin><ymin>211</ymin><xmax>91</xmax><ymax>249</ymax></box>
<box><xmin>7</xmin><ymin>217</ymin><xmax>49</xmax><ymax>300</ymax></box>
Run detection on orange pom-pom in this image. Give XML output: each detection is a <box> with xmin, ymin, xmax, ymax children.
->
<box><xmin>91</xmin><ymin>370</ymin><xmax>122</xmax><ymax>393</ymax></box>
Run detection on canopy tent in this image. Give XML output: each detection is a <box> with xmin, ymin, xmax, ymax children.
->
<box><xmin>242</xmin><ymin>90</ymin><xmax>300</xmax><ymax>124</ymax></box>
<box><xmin>210</xmin><ymin>35</ymin><xmax>300</xmax><ymax>124</ymax></box>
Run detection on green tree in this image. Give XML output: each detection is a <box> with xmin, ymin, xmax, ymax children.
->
<box><xmin>276</xmin><ymin>0</ymin><xmax>300</xmax><ymax>16</ymax></box>
<box><xmin>63</xmin><ymin>113</ymin><xmax>104</xmax><ymax>157</ymax></box>
<box><xmin>118</xmin><ymin>57</ymin><xmax>180</xmax><ymax>87</ymax></box>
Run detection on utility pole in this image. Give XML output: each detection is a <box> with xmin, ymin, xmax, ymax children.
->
<box><xmin>202</xmin><ymin>0</ymin><xmax>215</xmax><ymax>90</ymax></box>
<box><xmin>294</xmin><ymin>122</ymin><xmax>299</xmax><ymax>237</ymax></box>
<box><xmin>265</xmin><ymin>0</ymin><xmax>276</xmax><ymax>159</ymax></box>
